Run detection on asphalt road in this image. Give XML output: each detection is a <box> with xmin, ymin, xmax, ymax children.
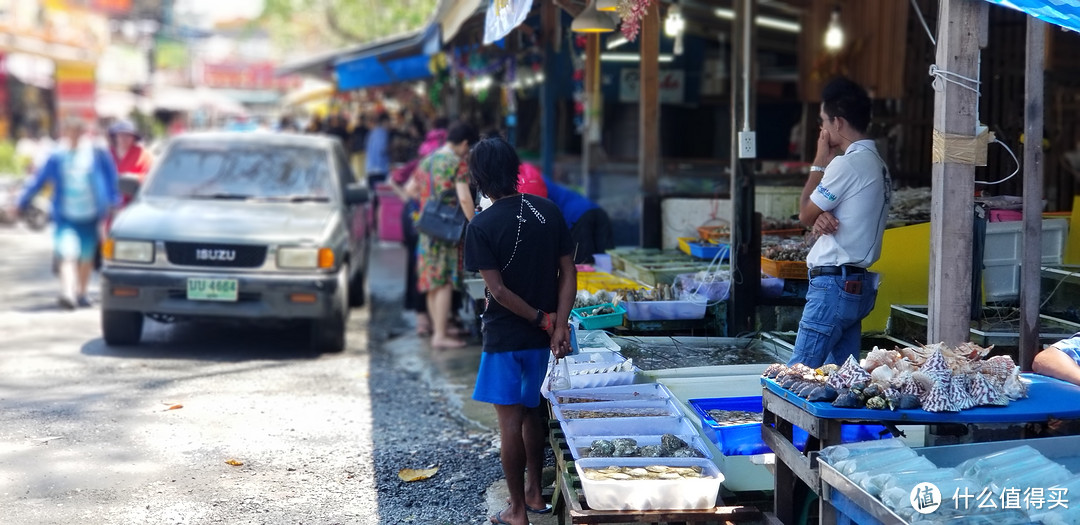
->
<box><xmin>0</xmin><ymin>227</ymin><xmax>521</xmax><ymax>524</ymax></box>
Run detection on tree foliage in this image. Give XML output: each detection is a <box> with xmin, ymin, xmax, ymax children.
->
<box><xmin>260</xmin><ymin>0</ymin><xmax>438</xmax><ymax>53</ymax></box>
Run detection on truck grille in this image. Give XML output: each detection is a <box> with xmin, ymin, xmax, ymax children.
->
<box><xmin>164</xmin><ymin>242</ymin><xmax>267</xmax><ymax>268</ymax></box>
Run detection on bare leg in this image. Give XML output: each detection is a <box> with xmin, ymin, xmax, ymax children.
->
<box><xmin>58</xmin><ymin>259</ymin><xmax>78</xmax><ymax>306</ymax></box>
<box><xmin>522</xmin><ymin>405</ymin><xmax>548</xmax><ymax>511</ymax></box>
<box><xmin>1033</xmin><ymin>347</ymin><xmax>1080</xmax><ymax>386</ymax></box>
<box><xmin>76</xmin><ymin>261</ymin><xmax>93</xmax><ymax>298</ymax></box>
<box><xmin>428</xmin><ymin>284</ymin><xmax>463</xmax><ymax>348</ymax></box>
<box><xmin>492</xmin><ymin>403</ymin><xmax>529</xmax><ymax>525</ymax></box>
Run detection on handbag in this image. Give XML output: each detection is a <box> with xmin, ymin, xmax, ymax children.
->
<box><xmin>414</xmin><ymin>159</ymin><xmax>466</xmax><ymax>243</ymax></box>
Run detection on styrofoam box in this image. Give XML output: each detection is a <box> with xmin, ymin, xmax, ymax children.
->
<box><xmin>550</xmin><ymin>398</ymin><xmax>682</xmax><ymax>422</ymax></box>
<box><xmin>549</xmin><ymin>383</ymin><xmax>673</xmax><ymax>406</ymax></box>
<box><xmin>566</xmin><ymin>433</ymin><xmax>714</xmax><ymax>460</ymax></box>
<box><xmin>575</xmin><ymin>457</ymin><xmax>724</xmax><ymax>510</ymax></box>
<box><xmin>561</xmin><ymin>416</ymin><xmax>698</xmax><ymax>440</ymax></box>
<box><xmin>982</xmin><ymin>218</ymin><xmax>1068</xmax><ymax>301</ymax></box>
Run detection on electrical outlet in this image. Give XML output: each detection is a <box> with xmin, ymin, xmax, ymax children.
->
<box><xmin>738</xmin><ymin>131</ymin><xmax>756</xmax><ymax>159</ymax></box>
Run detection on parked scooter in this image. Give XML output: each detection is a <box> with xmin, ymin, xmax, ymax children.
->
<box><xmin>0</xmin><ymin>177</ymin><xmax>49</xmax><ymax>230</ymax></box>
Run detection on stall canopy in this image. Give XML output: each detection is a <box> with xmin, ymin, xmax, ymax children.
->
<box><xmin>981</xmin><ymin>0</ymin><xmax>1080</xmax><ymax>32</ymax></box>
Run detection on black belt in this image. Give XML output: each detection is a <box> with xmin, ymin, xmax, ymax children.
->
<box><xmin>809</xmin><ymin>265</ymin><xmax>867</xmax><ymax>278</ymax></box>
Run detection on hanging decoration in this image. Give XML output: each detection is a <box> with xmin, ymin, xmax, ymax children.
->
<box><xmin>570</xmin><ymin>33</ymin><xmax>587</xmax><ymax>132</ymax></box>
<box><xmin>427</xmin><ymin>52</ymin><xmax>450</xmax><ymax>109</ymax></box>
<box><xmin>616</xmin><ymin>0</ymin><xmax>655</xmax><ymax>42</ymax></box>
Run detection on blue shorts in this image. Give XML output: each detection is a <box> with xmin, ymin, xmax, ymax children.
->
<box><xmin>472</xmin><ymin>348</ymin><xmax>550</xmax><ymax>408</ymax></box>
<box><xmin>54</xmin><ymin>221</ymin><xmax>99</xmax><ymax>262</ymax></box>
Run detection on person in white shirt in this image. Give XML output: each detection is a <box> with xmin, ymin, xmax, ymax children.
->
<box><xmin>789</xmin><ymin>77</ymin><xmax>891</xmax><ymax>368</ymax></box>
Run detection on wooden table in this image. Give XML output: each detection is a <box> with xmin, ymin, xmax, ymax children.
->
<box><xmin>547</xmin><ymin>421</ymin><xmax>763</xmax><ymax>525</ymax></box>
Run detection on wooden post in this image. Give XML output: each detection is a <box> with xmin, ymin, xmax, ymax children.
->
<box><xmin>639</xmin><ymin>2</ymin><xmax>661</xmax><ymax>248</ymax></box>
<box><xmin>540</xmin><ymin>0</ymin><xmax>558</xmax><ymax>181</ymax></box>
<box><xmin>582</xmin><ymin>33</ymin><xmax>600</xmax><ymax>199</ymax></box>
<box><xmin>927</xmin><ymin>0</ymin><xmax>985</xmax><ymax>346</ymax></box>
<box><xmin>1020</xmin><ymin>17</ymin><xmax>1046</xmax><ymax>371</ymax></box>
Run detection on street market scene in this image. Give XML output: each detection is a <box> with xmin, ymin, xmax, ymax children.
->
<box><xmin>4</xmin><ymin>0</ymin><xmax>1080</xmax><ymax>524</ymax></box>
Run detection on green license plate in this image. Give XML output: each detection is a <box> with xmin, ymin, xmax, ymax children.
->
<box><xmin>186</xmin><ymin>278</ymin><xmax>238</xmax><ymax>302</ymax></box>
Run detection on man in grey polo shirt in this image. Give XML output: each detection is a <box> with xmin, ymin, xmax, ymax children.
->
<box><xmin>789</xmin><ymin>77</ymin><xmax>891</xmax><ymax>368</ymax></box>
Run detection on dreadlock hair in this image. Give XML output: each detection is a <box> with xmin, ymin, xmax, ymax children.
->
<box><xmin>468</xmin><ymin>136</ymin><xmax>521</xmax><ymax>200</ymax></box>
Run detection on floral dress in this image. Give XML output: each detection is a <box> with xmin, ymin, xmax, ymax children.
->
<box><xmin>415</xmin><ymin>144</ymin><xmax>468</xmax><ymax>292</ymax></box>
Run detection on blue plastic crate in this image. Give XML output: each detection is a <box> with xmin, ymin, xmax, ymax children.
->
<box><xmin>688</xmin><ymin>396</ymin><xmax>890</xmax><ymax>456</ymax></box>
<box><xmin>688</xmin><ymin>241</ymin><xmax>730</xmax><ymax>260</ymax></box>
<box><xmin>572</xmin><ymin>303</ymin><xmax>626</xmax><ymax>330</ymax></box>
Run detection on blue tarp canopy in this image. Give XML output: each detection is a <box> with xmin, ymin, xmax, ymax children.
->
<box><xmin>981</xmin><ymin>0</ymin><xmax>1080</xmax><ymax>33</ymax></box>
<box><xmin>335</xmin><ymin>54</ymin><xmax>433</xmax><ymax>91</ymax></box>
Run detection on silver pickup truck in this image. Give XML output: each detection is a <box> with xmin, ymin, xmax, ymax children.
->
<box><xmin>101</xmin><ymin>132</ymin><xmax>371</xmax><ymax>353</ymax></box>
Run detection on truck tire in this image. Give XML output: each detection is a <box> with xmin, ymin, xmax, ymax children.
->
<box><xmin>348</xmin><ymin>267</ymin><xmax>365</xmax><ymax>307</ymax></box>
<box><xmin>102</xmin><ymin>310</ymin><xmax>144</xmax><ymax>346</ymax></box>
<box><xmin>310</xmin><ymin>269</ymin><xmax>348</xmax><ymax>353</ymax></box>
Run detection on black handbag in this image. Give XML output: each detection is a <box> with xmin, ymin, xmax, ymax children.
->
<box><xmin>414</xmin><ymin>161</ymin><xmax>466</xmax><ymax>243</ymax></box>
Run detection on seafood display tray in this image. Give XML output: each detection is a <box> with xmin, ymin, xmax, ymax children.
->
<box><xmin>574</xmin><ymin>457</ymin><xmax>724</xmax><ymax>511</ymax></box>
<box><xmin>566</xmin><ymin>433</ymin><xmax>714</xmax><ymax>460</ymax></box>
<box><xmin>550</xmin><ymin>398</ymin><xmax>683</xmax><ymax>422</ymax></box>
<box><xmin>560</xmin><ymin>415</ymin><xmax>699</xmax><ymax>441</ymax></box>
<box><xmin>548</xmin><ymin>382</ymin><xmax>674</xmax><ymax>405</ymax></box>
<box><xmin>624</xmin><ymin>295</ymin><xmax>708</xmax><ymax>321</ymax></box>
<box><xmin>688</xmin><ymin>396</ymin><xmax>888</xmax><ymax>456</ymax></box>
<box><xmin>574</xmin><ymin>330</ymin><xmax>622</xmax><ymax>353</ymax></box>
<box><xmin>761</xmin><ymin>374</ymin><xmax>1080</xmax><ymax>423</ymax></box>
<box><xmin>571</xmin><ymin>302</ymin><xmax>626</xmax><ymax>330</ymax></box>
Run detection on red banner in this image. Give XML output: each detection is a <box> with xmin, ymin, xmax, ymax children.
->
<box><xmin>201</xmin><ymin>62</ymin><xmax>302</xmax><ymax>91</ymax></box>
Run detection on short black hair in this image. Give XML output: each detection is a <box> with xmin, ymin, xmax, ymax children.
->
<box><xmin>821</xmin><ymin>76</ymin><xmax>872</xmax><ymax>134</ymax></box>
<box><xmin>376</xmin><ymin>112</ymin><xmax>390</xmax><ymax>124</ymax></box>
<box><xmin>432</xmin><ymin>116</ymin><xmax>450</xmax><ymax>130</ymax></box>
<box><xmin>469</xmin><ymin>136</ymin><xmax>520</xmax><ymax>200</ymax></box>
<box><xmin>447</xmin><ymin>121</ymin><xmax>479</xmax><ymax>147</ymax></box>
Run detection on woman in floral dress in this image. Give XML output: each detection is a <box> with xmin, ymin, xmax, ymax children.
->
<box><xmin>408</xmin><ymin>121</ymin><xmax>479</xmax><ymax>348</ymax></box>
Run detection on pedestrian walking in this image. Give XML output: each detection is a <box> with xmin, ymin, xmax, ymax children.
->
<box><xmin>464</xmin><ymin>136</ymin><xmax>575</xmax><ymax>525</ymax></box>
<box><xmin>789</xmin><ymin>76</ymin><xmax>891</xmax><ymax>368</ymax></box>
<box><xmin>18</xmin><ymin>118</ymin><xmax>120</xmax><ymax>309</ymax></box>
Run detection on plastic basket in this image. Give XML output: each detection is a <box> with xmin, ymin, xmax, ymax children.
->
<box><xmin>760</xmin><ymin>257</ymin><xmax>809</xmax><ymax>280</ymax></box>
<box><xmin>572</xmin><ymin>303</ymin><xmax>626</xmax><ymax>330</ymax></box>
<box><xmin>688</xmin><ymin>396</ymin><xmax>890</xmax><ymax>456</ymax></box>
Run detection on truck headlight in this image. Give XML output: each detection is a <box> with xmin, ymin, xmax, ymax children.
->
<box><xmin>277</xmin><ymin>247</ymin><xmax>335</xmax><ymax>269</ymax></box>
<box><xmin>109</xmin><ymin>240</ymin><xmax>155</xmax><ymax>263</ymax></box>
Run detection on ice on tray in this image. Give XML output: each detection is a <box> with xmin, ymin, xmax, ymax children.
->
<box><xmin>834</xmin><ymin>446</ymin><xmax>918</xmax><ymax>476</ymax></box>
<box><xmin>819</xmin><ymin>436</ymin><xmax>909</xmax><ymax>465</ymax></box>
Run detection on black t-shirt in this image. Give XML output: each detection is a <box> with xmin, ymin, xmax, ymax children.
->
<box><xmin>464</xmin><ymin>193</ymin><xmax>574</xmax><ymax>353</ymax></box>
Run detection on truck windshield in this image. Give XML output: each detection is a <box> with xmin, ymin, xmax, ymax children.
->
<box><xmin>142</xmin><ymin>144</ymin><xmax>335</xmax><ymax>201</ymax></box>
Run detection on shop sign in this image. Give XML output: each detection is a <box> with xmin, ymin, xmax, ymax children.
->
<box><xmin>483</xmin><ymin>0</ymin><xmax>531</xmax><ymax>45</ymax></box>
<box><xmin>201</xmin><ymin>62</ymin><xmax>301</xmax><ymax>91</ymax></box>
<box><xmin>618</xmin><ymin>69</ymin><xmax>684</xmax><ymax>104</ymax></box>
<box><xmin>55</xmin><ymin>62</ymin><xmax>95</xmax><ymax>122</ymax></box>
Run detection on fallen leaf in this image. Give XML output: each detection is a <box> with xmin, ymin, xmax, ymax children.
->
<box><xmin>398</xmin><ymin>466</ymin><xmax>438</xmax><ymax>482</ymax></box>
<box><xmin>166</xmin><ymin>404</ymin><xmax>183</xmax><ymax>411</ymax></box>
<box><xmin>225</xmin><ymin>459</ymin><xmax>243</xmax><ymax>466</ymax></box>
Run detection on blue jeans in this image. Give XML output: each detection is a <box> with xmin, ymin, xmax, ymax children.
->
<box><xmin>788</xmin><ymin>272</ymin><xmax>879</xmax><ymax>368</ymax></box>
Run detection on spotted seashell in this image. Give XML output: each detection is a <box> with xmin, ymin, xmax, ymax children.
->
<box><xmin>763</xmin><ymin>363</ymin><xmax>786</xmax><ymax>379</ymax></box>
<box><xmin>919</xmin><ymin>349</ymin><xmax>950</xmax><ymax>381</ymax></box>
<box><xmin>947</xmin><ymin>374</ymin><xmax>977</xmax><ymax>410</ymax></box>
<box><xmin>966</xmin><ymin>372</ymin><xmax>1002</xmax><ymax>407</ymax></box>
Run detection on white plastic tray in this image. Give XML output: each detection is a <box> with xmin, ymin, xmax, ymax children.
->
<box><xmin>560</xmin><ymin>416</ymin><xmax>698</xmax><ymax>441</ymax></box>
<box><xmin>550</xmin><ymin>398</ymin><xmax>681</xmax><ymax>422</ymax></box>
<box><xmin>549</xmin><ymin>382</ymin><xmax>673</xmax><ymax>405</ymax></box>
<box><xmin>567</xmin><ymin>433</ymin><xmax>714</xmax><ymax>460</ymax></box>
<box><xmin>575</xmin><ymin>457</ymin><xmax>724</xmax><ymax>510</ymax></box>
<box><xmin>624</xmin><ymin>295</ymin><xmax>708</xmax><ymax>321</ymax></box>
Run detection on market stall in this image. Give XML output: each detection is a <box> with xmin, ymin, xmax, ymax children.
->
<box><xmin>760</xmin><ymin>348</ymin><xmax>1080</xmax><ymax>524</ymax></box>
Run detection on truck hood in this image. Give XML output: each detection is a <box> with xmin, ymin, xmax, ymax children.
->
<box><xmin>111</xmin><ymin>197</ymin><xmax>337</xmax><ymax>245</ymax></box>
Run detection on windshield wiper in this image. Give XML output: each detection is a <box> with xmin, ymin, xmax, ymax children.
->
<box><xmin>191</xmin><ymin>193</ymin><xmax>253</xmax><ymax>200</ymax></box>
<box><xmin>257</xmin><ymin>195</ymin><xmax>331</xmax><ymax>203</ymax></box>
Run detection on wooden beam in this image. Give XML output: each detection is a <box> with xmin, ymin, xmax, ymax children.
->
<box><xmin>1020</xmin><ymin>17</ymin><xmax>1046</xmax><ymax>371</ymax></box>
<box><xmin>540</xmin><ymin>0</ymin><xmax>558</xmax><ymax>181</ymax></box>
<box><xmin>927</xmin><ymin>0</ymin><xmax>985</xmax><ymax>346</ymax></box>
<box><xmin>639</xmin><ymin>2</ymin><xmax>662</xmax><ymax>248</ymax></box>
<box><xmin>582</xmin><ymin>33</ymin><xmax>600</xmax><ymax>198</ymax></box>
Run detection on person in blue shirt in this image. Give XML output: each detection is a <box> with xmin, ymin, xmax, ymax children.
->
<box><xmin>18</xmin><ymin>118</ymin><xmax>120</xmax><ymax>310</ymax></box>
<box><xmin>1033</xmin><ymin>333</ymin><xmax>1080</xmax><ymax>386</ymax></box>
<box><xmin>542</xmin><ymin>178</ymin><xmax>614</xmax><ymax>264</ymax></box>
<box><xmin>364</xmin><ymin>112</ymin><xmax>391</xmax><ymax>188</ymax></box>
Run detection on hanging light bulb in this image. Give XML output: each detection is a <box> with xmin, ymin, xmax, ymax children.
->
<box><xmin>596</xmin><ymin>0</ymin><xmax>618</xmax><ymax>12</ymax></box>
<box><xmin>572</xmin><ymin>0</ymin><xmax>616</xmax><ymax>33</ymax></box>
<box><xmin>664</xmin><ymin>4</ymin><xmax>684</xmax><ymax>38</ymax></box>
<box><xmin>824</xmin><ymin>7</ymin><xmax>844</xmax><ymax>52</ymax></box>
